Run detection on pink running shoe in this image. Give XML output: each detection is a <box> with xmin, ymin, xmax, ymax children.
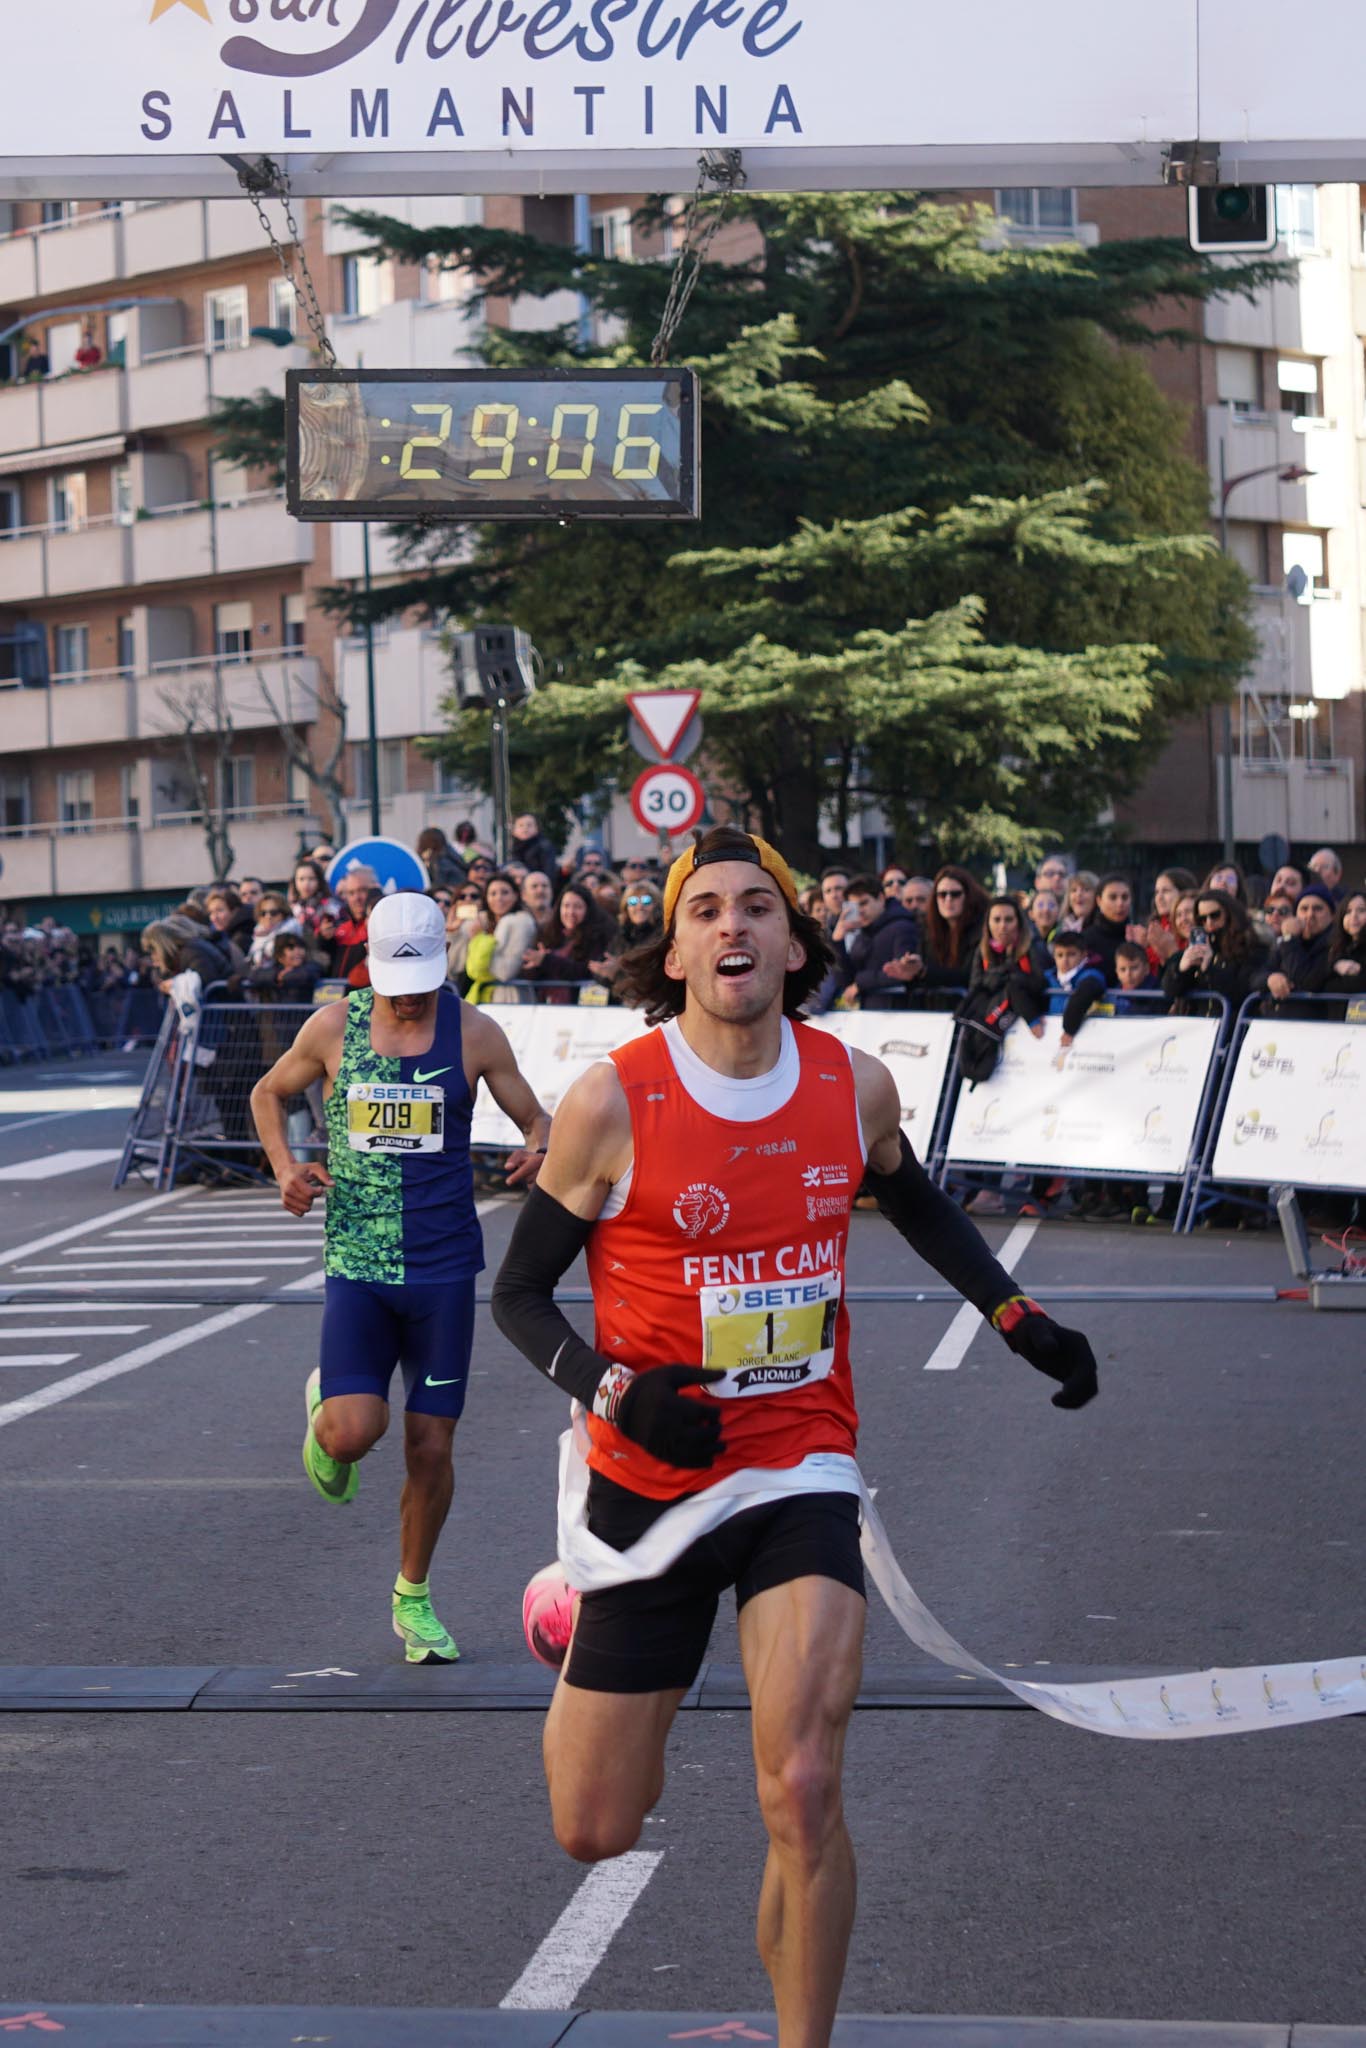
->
<box><xmin>522</xmin><ymin>1562</ymin><xmax>578</xmax><ymax>1669</ymax></box>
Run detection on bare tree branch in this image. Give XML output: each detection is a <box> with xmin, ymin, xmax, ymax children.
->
<box><xmin>155</xmin><ymin>673</ymin><xmax>236</xmax><ymax>879</ymax></box>
<box><xmin>256</xmin><ymin>664</ymin><xmax>349</xmax><ymax>839</ymax></box>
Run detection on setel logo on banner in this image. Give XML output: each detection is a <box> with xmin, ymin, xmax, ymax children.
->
<box><xmin>1211</xmin><ymin>1023</ymin><xmax>1366</xmax><ymax>1192</ymax></box>
<box><xmin>945</xmin><ymin>1013</ymin><xmax>1221</xmax><ymax>1177</ymax></box>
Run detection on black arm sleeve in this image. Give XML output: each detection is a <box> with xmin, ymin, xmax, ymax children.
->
<box><xmin>491</xmin><ymin>1185</ymin><xmax>610</xmax><ymax>1408</ymax></box>
<box><xmin>867</xmin><ymin>1130</ymin><xmax>1018</xmax><ymax>1321</ymax></box>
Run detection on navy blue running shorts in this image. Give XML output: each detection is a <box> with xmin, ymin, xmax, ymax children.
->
<box><xmin>319</xmin><ymin>1275</ymin><xmax>476</xmax><ymax>1419</ymax></box>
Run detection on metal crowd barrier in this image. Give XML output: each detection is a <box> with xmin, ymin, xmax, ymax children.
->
<box><xmin>1183</xmin><ymin>989</ymin><xmax>1366</xmax><ymax>1229</ymax></box>
<box><xmin>1</xmin><ymin>980</ymin><xmax>164</xmax><ymax>1064</ymax></box>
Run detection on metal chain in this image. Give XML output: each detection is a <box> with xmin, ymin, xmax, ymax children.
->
<box><xmin>234</xmin><ymin>155</ymin><xmax>338</xmax><ymax>369</ymax></box>
<box><xmin>650</xmin><ymin>149</ymin><xmax>747</xmax><ymax>366</ymax></box>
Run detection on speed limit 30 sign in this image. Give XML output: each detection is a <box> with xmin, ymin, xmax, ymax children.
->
<box><xmin>630</xmin><ymin>764</ymin><xmax>706</xmax><ymax>839</ymax></box>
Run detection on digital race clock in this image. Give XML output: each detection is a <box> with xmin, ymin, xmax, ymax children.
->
<box><xmin>286</xmin><ymin>367</ymin><xmax>699</xmax><ymax>523</ymax></box>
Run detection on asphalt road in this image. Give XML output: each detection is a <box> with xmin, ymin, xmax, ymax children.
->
<box><xmin>0</xmin><ymin>1054</ymin><xmax>1362</xmax><ymax>2029</ymax></box>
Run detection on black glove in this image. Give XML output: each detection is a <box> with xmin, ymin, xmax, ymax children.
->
<box><xmin>602</xmin><ymin>1363</ymin><xmax>727</xmax><ymax>1469</ymax></box>
<box><xmin>994</xmin><ymin>1297</ymin><xmax>1099</xmax><ymax>1410</ymax></box>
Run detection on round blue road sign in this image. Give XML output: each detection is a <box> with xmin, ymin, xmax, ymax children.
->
<box><xmin>327</xmin><ymin>838</ymin><xmax>427</xmax><ymax>896</ymax></box>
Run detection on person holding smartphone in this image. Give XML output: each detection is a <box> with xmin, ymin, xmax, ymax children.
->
<box><xmin>1160</xmin><ymin>889</ymin><xmax>1266</xmax><ymax>1010</ymax></box>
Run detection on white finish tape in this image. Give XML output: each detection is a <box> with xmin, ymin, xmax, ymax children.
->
<box><xmin>555</xmin><ymin>1418</ymin><xmax>1364</xmax><ymax>1740</ymax></box>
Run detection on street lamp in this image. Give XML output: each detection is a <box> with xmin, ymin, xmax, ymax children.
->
<box><xmin>1216</xmin><ymin>446</ymin><xmax>1314</xmax><ymax>863</ymax></box>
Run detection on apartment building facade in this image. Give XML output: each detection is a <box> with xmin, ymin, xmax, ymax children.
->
<box><xmin>993</xmin><ymin>179</ymin><xmax>1366</xmax><ymax>869</ymax></box>
<box><xmin>3</xmin><ymin>181</ymin><xmax>1364</xmax><ymax>937</ymax></box>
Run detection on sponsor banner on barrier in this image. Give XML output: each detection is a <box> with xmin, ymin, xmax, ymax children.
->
<box><xmin>471</xmin><ymin>1008</ymin><xmax>958</xmax><ymax>1155</ymax></box>
<box><xmin>470</xmin><ymin>1005</ymin><xmax>647</xmax><ymax>1150</ymax></box>
<box><xmin>1211</xmin><ymin>1020</ymin><xmax>1366</xmax><ymax>1191</ymax></box>
<box><xmin>946</xmin><ymin>1013</ymin><xmax>1220</xmax><ymax>1176</ymax></box>
<box><xmin>809</xmin><ymin>1011</ymin><xmax>956</xmax><ymax>1149</ymax></box>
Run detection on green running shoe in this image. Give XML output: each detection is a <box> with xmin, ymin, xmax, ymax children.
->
<box><xmin>392</xmin><ymin>1586</ymin><xmax>460</xmax><ymax>1665</ymax></box>
<box><xmin>301</xmin><ymin>1366</ymin><xmax>359</xmax><ymax>1505</ymax></box>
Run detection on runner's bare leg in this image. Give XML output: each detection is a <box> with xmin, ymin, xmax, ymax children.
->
<box><xmin>399</xmin><ymin>1412</ymin><xmax>457</xmax><ymax>1584</ymax></box>
<box><xmin>740</xmin><ymin>1573</ymin><xmax>866</xmax><ymax>2048</ymax></box>
<box><xmin>543</xmin><ymin>1624</ymin><xmax>686</xmax><ymax>1861</ymax></box>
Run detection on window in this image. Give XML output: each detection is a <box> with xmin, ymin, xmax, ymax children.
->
<box><xmin>1215</xmin><ymin>347</ymin><xmax>1261</xmax><ymax>412</ymax></box>
<box><xmin>113</xmin><ymin>464</ymin><xmax>135</xmax><ymax>526</ymax></box>
<box><xmin>1225</xmin><ymin>521</ymin><xmax>1268</xmax><ymax>584</ymax></box>
<box><xmin>341</xmin><ymin>254</ymin><xmax>395</xmax><ymax>318</ymax></box>
<box><xmin>57</xmin><ymin>770</ymin><xmax>95</xmax><ymax>833</ymax></box>
<box><xmin>419</xmin><ymin>256</ymin><xmax>462</xmax><ymax>304</ymax></box>
<box><xmin>995</xmin><ymin>188</ymin><xmax>1078</xmax><ymax>233</ymax></box>
<box><xmin>0</xmin><ymin>773</ymin><xmax>31</xmax><ymax>832</ymax></box>
<box><xmin>117</xmin><ymin>615</ymin><xmax>136</xmax><ymax>677</ymax></box>
<box><xmin>219</xmin><ymin>755</ymin><xmax>256</xmax><ymax>814</ymax></box>
<box><xmin>49</xmin><ymin>472</ymin><xmax>87</xmax><ymax>534</ymax></box>
<box><xmin>106</xmin><ymin>310</ymin><xmax>129</xmax><ymax>368</ymax></box>
<box><xmin>204</xmin><ymin>285</ymin><xmax>249</xmax><ymax>353</ymax></box>
<box><xmin>433</xmin><ymin>757</ymin><xmax>467</xmax><ymax>797</ymax></box>
<box><xmin>1277</xmin><ymin>357</ymin><xmax>1323</xmax><ymax>420</ymax></box>
<box><xmin>282</xmin><ymin>591</ymin><xmax>307</xmax><ymax>650</ymax></box>
<box><xmin>52</xmin><ymin>624</ymin><xmax>90</xmax><ymax>681</ymax></box>
<box><xmin>0</xmin><ymin>485</ymin><xmax>20</xmax><ymax>539</ymax></box>
<box><xmin>40</xmin><ymin>201</ymin><xmax>75</xmax><ymax>228</ymax></box>
<box><xmin>214</xmin><ymin>600</ymin><xmax>253</xmax><ymax>659</ymax></box>
<box><xmin>1275</xmin><ymin>184</ymin><xmax>1318</xmax><ymax>255</ymax></box>
<box><xmin>268</xmin><ymin>276</ymin><xmax>297</xmax><ymax>335</ymax></box>
<box><xmin>46</xmin><ymin>318</ymin><xmax>83</xmax><ymax>376</ymax></box>
<box><xmin>590</xmin><ymin>208</ymin><xmax>633</xmax><ymax>260</ymax></box>
<box><xmin>352</xmin><ymin>738</ymin><xmax>406</xmax><ymax>802</ymax></box>
<box><xmin>120</xmin><ymin>765</ymin><xmax>140</xmax><ymax>826</ymax></box>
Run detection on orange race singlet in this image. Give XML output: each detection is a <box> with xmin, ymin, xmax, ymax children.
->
<box><xmin>584</xmin><ymin>1019</ymin><xmax>867</xmax><ymax>1501</ymax></box>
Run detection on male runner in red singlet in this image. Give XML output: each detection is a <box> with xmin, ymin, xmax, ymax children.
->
<box><xmin>493</xmin><ymin>826</ymin><xmax>1096</xmax><ymax>2046</ymax></box>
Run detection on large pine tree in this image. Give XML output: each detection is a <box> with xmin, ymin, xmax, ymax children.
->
<box><xmin>220</xmin><ymin>193</ymin><xmax>1280</xmax><ymax>867</ymax></box>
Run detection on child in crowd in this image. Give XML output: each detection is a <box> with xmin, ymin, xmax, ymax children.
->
<box><xmin>1112</xmin><ymin>938</ymin><xmax>1164</xmax><ymax>1010</ymax></box>
<box><xmin>1043</xmin><ymin>930</ymin><xmax>1107</xmax><ymax>1047</ymax></box>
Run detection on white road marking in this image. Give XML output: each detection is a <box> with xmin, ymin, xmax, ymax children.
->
<box><xmin>0</xmin><ymin>1189</ymin><xmax>192</xmax><ymax>1268</ymax></box>
<box><xmin>0</xmin><ymin>1326</ymin><xmax>149</xmax><ymax>1338</ymax></box>
<box><xmin>0</xmin><ymin>1267</ymin><xmax>324</xmax><ymax>1430</ymax></box>
<box><xmin>0</xmin><ymin>1149</ymin><xmax>124</xmax><ymax>1181</ymax></box>
<box><xmin>499</xmin><ymin>1851</ymin><xmax>663</xmax><ymax>2011</ymax></box>
<box><xmin>923</xmin><ymin>1218</ymin><xmax>1040</xmax><ymax>1372</ymax></box>
<box><xmin>3</xmin><ymin>1278</ymin><xmax>269</xmax><ymax>1290</ymax></box>
<box><xmin>0</xmin><ymin>1085</ymin><xmax>142</xmax><ymax>1114</ymax></box>
<box><xmin>0</xmin><ymin>1354</ymin><xmax>80</xmax><ymax>1368</ymax></box>
<box><xmin>42</xmin><ymin>1245</ymin><xmax>313</xmax><ymax>1261</ymax></box>
<box><xmin>95</xmin><ymin>1236</ymin><xmax>325</xmax><ymax>1248</ymax></box>
<box><xmin>0</xmin><ymin>1302</ymin><xmax>185</xmax><ymax>1313</ymax></box>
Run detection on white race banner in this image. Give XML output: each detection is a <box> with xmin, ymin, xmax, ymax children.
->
<box><xmin>946</xmin><ymin>1012</ymin><xmax>1220</xmax><ymax>1177</ymax></box>
<box><xmin>471</xmin><ymin>1007</ymin><xmax>954</xmax><ymax>1151</ymax></box>
<box><xmin>0</xmin><ymin>1</ymin><xmax>1197</xmax><ymax>162</ymax></box>
<box><xmin>810</xmin><ymin>1011</ymin><xmax>956</xmax><ymax>1154</ymax></box>
<box><xmin>1211</xmin><ymin>1020</ymin><xmax>1366</xmax><ymax>1191</ymax></box>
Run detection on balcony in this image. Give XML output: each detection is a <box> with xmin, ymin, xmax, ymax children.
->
<box><xmin>131</xmin><ymin>503</ymin><xmax>213</xmax><ymax>587</ymax></box>
<box><xmin>143</xmin><ymin>653</ymin><xmax>320</xmax><ymax>739</ymax></box>
<box><xmin>215</xmin><ymin>493</ymin><xmax>314</xmax><ymax>575</ymax></box>
<box><xmin>41</xmin><ymin>368</ymin><xmax>126</xmax><ymax>446</ymax></box>
<box><xmin>0</xmin><ymin>381</ymin><xmax>42</xmax><ymax>456</ymax></box>
<box><xmin>34</xmin><ymin>209</ymin><xmax>122</xmax><ymax>296</ymax></box>
<box><xmin>0</xmin><ymin>680</ymin><xmax>51</xmax><ymax>751</ymax></box>
<box><xmin>126</xmin><ymin>337</ymin><xmax>312</xmax><ymax>434</ymax></box>
<box><xmin>140</xmin><ymin>804</ymin><xmax>312</xmax><ymax>890</ymax></box>
<box><xmin>0</xmin><ymin>517</ymin><xmax>133</xmax><ymax>602</ymax></box>
<box><xmin>336</xmin><ymin>626</ymin><xmax>455</xmax><ymax>741</ymax></box>
<box><xmin>46</xmin><ymin>519</ymin><xmax>134</xmax><ymax>598</ymax></box>
<box><xmin>1223</xmin><ymin>756</ymin><xmax>1357</xmax><ymax>843</ymax></box>
<box><xmin>123</xmin><ymin>200</ymin><xmax>206</xmax><ymax>277</ymax></box>
<box><xmin>327</xmin><ymin>294</ymin><xmax>478</xmax><ymax>372</ymax></box>
<box><xmin>0</xmin><ymin>229</ymin><xmax>38</xmax><ymax>302</ymax></box>
<box><xmin>205</xmin><ymin>197</ymin><xmax>289</xmax><ymax>262</ymax></box>
<box><xmin>1205</xmin><ymin>406</ymin><xmax>1344</xmax><ymax>530</ymax></box>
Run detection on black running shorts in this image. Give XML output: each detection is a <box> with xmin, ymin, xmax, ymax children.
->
<box><xmin>564</xmin><ymin>1472</ymin><xmax>866</xmax><ymax>1695</ymax></box>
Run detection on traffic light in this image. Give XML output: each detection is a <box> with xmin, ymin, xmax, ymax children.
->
<box><xmin>1188</xmin><ymin>185</ymin><xmax>1276</xmax><ymax>254</ymax></box>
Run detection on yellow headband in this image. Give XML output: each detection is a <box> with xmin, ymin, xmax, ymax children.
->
<box><xmin>662</xmin><ymin>834</ymin><xmax>801</xmax><ymax>931</ymax></box>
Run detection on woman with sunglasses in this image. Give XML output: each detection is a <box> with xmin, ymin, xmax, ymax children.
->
<box><xmin>890</xmin><ymin>864</ymin><xmax>989</xmax><ymax>1003</ymax></box>
<box><xmin>445</xmin><ymin>884</ymin><xmax>493</xmax><ymax>999</ymax></box>
<box><xmin>1161</xmin><ymin>888</ymin><xmax>1267</xmax><ymax>1010</ymax></box>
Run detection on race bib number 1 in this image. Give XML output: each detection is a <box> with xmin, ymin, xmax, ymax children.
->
<box><xmin>699</xmin><ymin>1271</ymin><xmax>840</xmax><ymax>1397</ymax></box>
<box><xmin>346</xmin><ymin>1083</ymin><xmax>444</xmax><ymax>1155</ymax></box>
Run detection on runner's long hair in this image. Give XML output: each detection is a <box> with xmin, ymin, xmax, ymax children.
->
<box><xmin>616</xmin><ymin>826</ymin><xmax>833</xmax><ymax>1027</ymax></box>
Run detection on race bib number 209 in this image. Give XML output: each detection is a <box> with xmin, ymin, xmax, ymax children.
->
<box><xmin>346</xmin><ymin>1083</ymin><xmax>444</xmax><ymax>1155</ymax></box>
<box><xmin>699</xmin><ymin>1271</ymin><xmax>840</xmax><ymax>1397</ymax></box>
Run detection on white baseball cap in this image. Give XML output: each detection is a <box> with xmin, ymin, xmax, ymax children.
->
<box><xmin>366</xmin><ymin>891</ymin><xmax>448</xmax><ymax>996</ymax></box>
